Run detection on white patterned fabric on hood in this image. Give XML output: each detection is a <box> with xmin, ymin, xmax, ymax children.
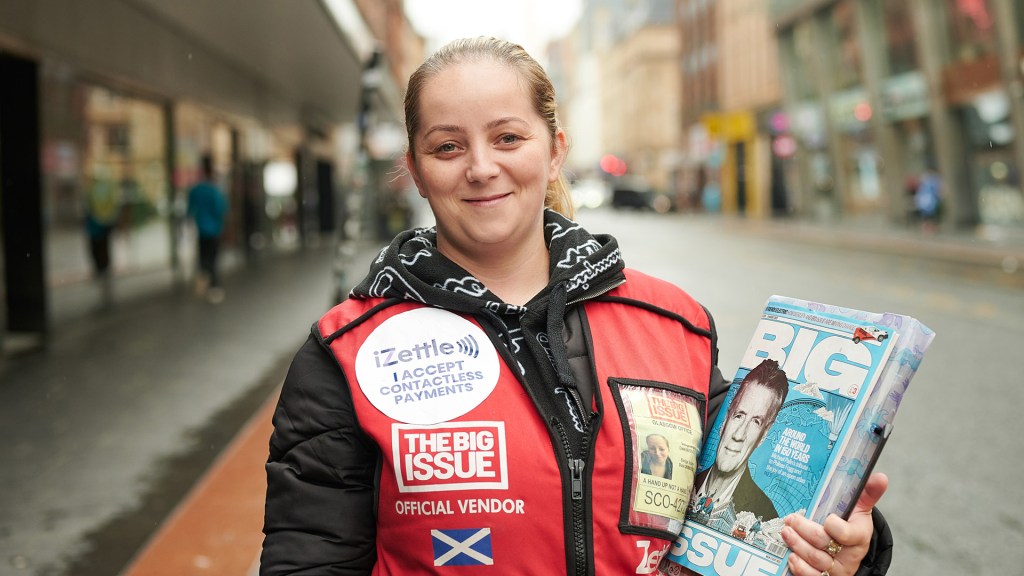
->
<box><xmin>350</xmin><ymin>209</ymin><xmax>626</xmax><ymax>438</ymax></box>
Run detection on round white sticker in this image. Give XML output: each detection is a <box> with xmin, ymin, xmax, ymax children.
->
<box><xmin>354</xmin><ymin>308</ymin><xmax>500</xmax><ymax>424</ymax></box>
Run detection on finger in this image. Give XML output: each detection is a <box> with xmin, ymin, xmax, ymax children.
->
<box><xmin>784</xmin><ymin>539</ymin><xmax>835</xmax><ymax>576</ymax></box>
<box><xmin>781</xmin><ymin>517</ymin><xmax>835</xmax><ymax>572</ymax></box>
<box><xmin>825</xmin><ymin>472</ymin><xmax>888</xmax><ymax>543</ymax></box>
<box><xmin>785</xmin><ymin>513</ymin><xmax>832</xmax><ymax>549</ymax></box>
<box><xmin>785</xmin><ymin>550</ymin><xmax>814</xmax><ymax>576</ymax></box>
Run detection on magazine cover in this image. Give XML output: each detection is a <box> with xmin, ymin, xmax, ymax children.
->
<box><xmin>776</xmin><ymin>297</ymin><xmax>936</xmax><ymax>525</ymax></box>
<box><xmin>660</xmin><ymin>296</ymin><xmax>934</xmax><ymax>576</ymax></box>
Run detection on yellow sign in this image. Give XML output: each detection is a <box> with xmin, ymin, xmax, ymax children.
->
<box><xmin>700</xmin><ymin>111</ymin><xmax>755</xmax><ymax>140</ymax></box>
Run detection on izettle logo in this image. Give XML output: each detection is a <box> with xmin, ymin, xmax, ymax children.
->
<box><xmin>456</xmin><ymin>334</ymin><xmax>479</xmax><ymax>358</ymax></box>
<box><xmin>373</xmin><ymin>335</ymin><xmax>479</xmax><ymax>367</ymax></box>
<box><xmin>393</xmin><ymin>422</ymin><xmax>508</xmax><ymax>493</ymax></box>
<box><xmin>355</xmin><ymin>307</ymin><xmax>500</xmax><ymax>425</ymax></box>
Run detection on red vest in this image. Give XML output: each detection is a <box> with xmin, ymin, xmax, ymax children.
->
<box><xmin>318</xmin><ymin>269</ymin><xmax>713</xmax><ymax>575</ymax></box>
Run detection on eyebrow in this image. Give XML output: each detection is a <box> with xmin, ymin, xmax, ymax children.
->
<box><xmin>422</xmin><ymin>116</ymin><xmax>529</xmax><ymax>139</ymax></box>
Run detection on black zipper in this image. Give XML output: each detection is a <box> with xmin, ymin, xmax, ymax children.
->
<box><xmin>566</xmin><ymin>277</ymin><xmax>625</xmax><ymax>308</ymax></box>
<box><xmin>553</xmin><ymin>412</ymin><xmax>592</xmax><ymax>576</ymax></box>
<box><xmin>477</xmin><ymin>293</ymin><xmax>609</xmax><ymax>575</ymax></box>
<box><xmin>569</xmin><ymin>457</ymin><xmax>585</xmax><ymax>500</ymax></box>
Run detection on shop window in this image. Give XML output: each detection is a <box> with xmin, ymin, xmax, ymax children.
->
<box><xmin>41</xmin><ymin>74</ymin><xmax>171</xmax><ymax>296</ymax></box>
<box><xmin>81</xmin><ymin>85</ymin><xmax>170</xmax><ymax>274</ymax></box>
<box><xmin>974</xmin><ymin>153</ymin><xmax>1022</xmax><ymax>226</ymax></box>
<box><xmin>1016</xmin><ymin>1</ymin><xmax>1024</xmax><ymax>46</ymax></box>
<box><xmin>962</xmin><ymin>93</ymin><xmax>1023</xmax><ymax>226</ymax></box>
<box><xmin>881</xmin><ymin>0</ymin><xmax>919</xmax><ymax>76</ymax></box>
<box><xmin>945</xmin><ymin>0</ymin><xmax>997</xmax><ymax>62</ymax></box>
<box><xmin>829</xmin><ymin>0</ymin><xmax>863</xmax><ymax>91</ymax></box>
<box><xmin>106</xmin><ymin>123</ymin><xmax>130</xmax><ymax>154</ymax></box>
<box><xmin>781</xmin><ymin>28</ymin><xmax>816</xmax><ymax>101</ymax></box>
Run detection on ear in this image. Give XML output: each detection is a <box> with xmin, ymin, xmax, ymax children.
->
<box><xmin>405</xmin><ymin>152</ymin><xmax>426</xmax><ymax>198</ymax></box>
<box><xmin>548</xmin><ymin>129</ymin><xmax>568</xmax><ymax>182</ymax></box>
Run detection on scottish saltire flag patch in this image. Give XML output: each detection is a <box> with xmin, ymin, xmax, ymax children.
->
<box><xmin>431</xmin><ymin>527</ymin><xmax>494</xmax><ymax>566</ymax></box>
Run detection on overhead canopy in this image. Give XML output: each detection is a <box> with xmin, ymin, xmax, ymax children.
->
<box><xmin>0</xmin><ymin>0</ymin><xmax>402</xmax><ymax>128</ymax></box>
<box><xmin>132</xmin><ymin>0</ymin><xmax>381</xmax><ymax>126</ymax></box>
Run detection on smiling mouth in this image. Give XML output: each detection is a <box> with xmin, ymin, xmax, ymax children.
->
<box><xmin>466</xmin><ymin>192</ymin><xmax>512</xmax><ymax>205</ymax></box>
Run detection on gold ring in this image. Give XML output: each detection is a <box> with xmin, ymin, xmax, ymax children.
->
<box><xmin>825</xmin><ymin>538</ymin><xmax>843</xmax><ymax>557</ymax></box>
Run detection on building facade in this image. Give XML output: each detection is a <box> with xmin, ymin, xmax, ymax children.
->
<box><xmin>771</xmin><ymin>0</ymin><xmax>1024</xmax><ymax>229</ymax></box>
<box><xmin>708</xmin><ymin>0</ymin><xmax>784</xmax><ymax>218</ymax></box>
<box><xmin>552</xmin><ymin>0</ymin><xmax>682</xmax><ymax>203</ymax></box>
<box><xmin>604</xmin><ymin>21</ymin><xmax>683</xmax><ymax>195</ymax></box>
<box><xmin>677</xmin><ymin>0</ymin><xmax>722</xmax><ymax>212</ymax></box>
<box><xmin>0</xmin><ymin>0</ymin><xmax>419</xmax><ymax>348</ymax></box>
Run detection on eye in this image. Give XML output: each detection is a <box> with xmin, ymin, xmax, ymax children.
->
<box><xmin>436</xmin><ymin>142</ymin><xmax>458</xmax><ymax>153</ymax></box>
<box><xmin>498</xmin><ymin>133</ymin><xmax>522</xmax><ymax>145</ymax></box>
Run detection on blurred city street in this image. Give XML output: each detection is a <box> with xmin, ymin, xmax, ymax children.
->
<box><xmin>2</xmin><ymin>0</ymin><xmax>1024</xmax><ymax>575</ymax></box>
<box><xmin>0</xmin><ymin>209</ymin><xmax>1021</xmax><ymax>575</ymax></box>
<box><xmin>576</xmin><ymin>209</ymin><xmax>1024</xmax><ymax>576</ymax></box>
<box><xmin>0</xmin><ymin>240</ymin><xmax>375</xmax><ymax>575</ymax></box>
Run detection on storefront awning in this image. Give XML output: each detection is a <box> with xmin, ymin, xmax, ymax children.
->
<box><xmin>128</xmin><ymin>0</ymin><xmax>397</xmax><ymax>126</ymax></box>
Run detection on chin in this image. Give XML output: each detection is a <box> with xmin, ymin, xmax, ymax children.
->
<box><xmin>467</xmin><ymin>222</ymin><xmax>528</xmax><ymax>244</ymax></box>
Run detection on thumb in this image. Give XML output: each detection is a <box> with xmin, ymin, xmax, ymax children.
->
<box><xmin>824</xmin><ymin>472</ymin><xmax>888</xmax><ymax>544</ymax></box>
<box><xmin>854</xmin><ymin>472</ymin><xmax>888</xmax><ymax>514</ymax></box>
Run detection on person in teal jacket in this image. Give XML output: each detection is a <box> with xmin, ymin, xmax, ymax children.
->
<box><xmin>187</xmin><ymin>155</ymin><xmax>228</xmax><ymax>302</ymax></box>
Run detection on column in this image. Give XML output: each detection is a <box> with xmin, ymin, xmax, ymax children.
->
<box><xmin>855</xmin><ymin>0</ymin><xmax>903</xmax><ymax>223</ymax></box>
<box><xmin>993</xmin><ymin>0</ymin><xmax>1024</xmax><ymax>212</ymax></box>
<box><xmin>910</xmin><ymin>0</ymin><xmax>973</xmax><ymax>228</ymax></box>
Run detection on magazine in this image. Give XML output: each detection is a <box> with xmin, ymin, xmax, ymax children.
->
<box><xmin>659</xmin><ymin>295</ymin><xmax>935</xmax><ymax>576</ymax></box>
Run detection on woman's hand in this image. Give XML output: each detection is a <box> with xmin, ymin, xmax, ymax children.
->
<box><xmin>781</xmin><ymin>473</ymin><xmax>888</xmax><ymax>576</ymax></box>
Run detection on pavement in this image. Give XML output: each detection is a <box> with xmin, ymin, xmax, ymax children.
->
<box><xmin>0</xmin><ymin>213</ymin><xmax>1021</xmax><ymax>576</ymax></box>
<box><xmin>742</xmin><ymin>216</ymin><xmax>1024</xmax><ymax>266</ymax></box>
<box><xmin>0</xmin><ymin>238</ymin><xmax>381</xmax><ymax>576</ymax></box>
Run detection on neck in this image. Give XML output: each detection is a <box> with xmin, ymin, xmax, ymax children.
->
<box><xmin>438</xmin><ymin>235</ymin><xmax>550</xmax><ymax>306</ymax></box>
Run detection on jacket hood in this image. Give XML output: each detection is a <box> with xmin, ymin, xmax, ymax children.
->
<box><xmin>350</xmin><ymin>209</ymin><xmax>625</xmax><ymax>315</ymax></box>
<box><xmin>351</xmin><ymin>208</ymin><xmax>626</xmax><ymax>446</ymax></box>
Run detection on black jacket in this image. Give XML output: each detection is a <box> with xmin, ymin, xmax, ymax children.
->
<box><xmin>260</xmin><ymin>211</ymin><xmax>891</xmax><ymax>575</ymax></box>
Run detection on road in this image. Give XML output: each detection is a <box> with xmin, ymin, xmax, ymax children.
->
<box><xmin>575</xmin><ymin>207</ymin><xmax>1024</xmax><ymax>575</ymax></box>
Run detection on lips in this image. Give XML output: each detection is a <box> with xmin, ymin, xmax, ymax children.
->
<box><xmin>465</xmin><ymin>192</ymin><xmax>512</xmax><ymax>205</ymax></box>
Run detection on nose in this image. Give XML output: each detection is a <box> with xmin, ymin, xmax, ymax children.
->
<box><xmin>466</xmin><ymin>147</ymin><xmax>500</xmax><ymax>182</ymax></box>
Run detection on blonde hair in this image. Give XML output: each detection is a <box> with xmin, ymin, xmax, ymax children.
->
<box><xmin>404</xmin><ymin>37</ymin><xmax>574</xmax><ymax>219</ymax></box>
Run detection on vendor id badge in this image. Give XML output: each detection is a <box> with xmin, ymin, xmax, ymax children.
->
<box><xmin>612</xmin><ymin>378</ymin><xmax>704</xmax><ymax>538</ymax></box>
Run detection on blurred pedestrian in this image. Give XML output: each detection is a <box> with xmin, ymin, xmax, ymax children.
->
<box><xmin>914</xmin><ymin>169</ymin><xmax>942</xmax><ymax>233</ymax></box>
<box><xmin>187</xmin><ymin>154</ymin><xmax>228</xmax><ymax>303</ymax></box>
<box><xmin>260</xmin><ymin>37</ymin><xmax>891</xmax><ymax>576</ymax></box>
<box><xmin>85</xmin><ymin>164</ymin><xmax>122</xmax><ymax>307</ymax></box>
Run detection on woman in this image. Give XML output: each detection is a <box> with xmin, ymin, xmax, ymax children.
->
<box><xmin>641</xmin><ymin>433</ymin><xmax>674</xmax><ymax>480</ymax></box>
<box><xmin>261</xmin><ymin>37</ymin><xmax>890</xmax><ymax>576</ymax></box>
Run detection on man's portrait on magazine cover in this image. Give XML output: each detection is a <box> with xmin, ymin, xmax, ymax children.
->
<box><xmin>692</xmin><ymin>358</ymin><xmax>788</xmax><ymax>522</ymax></box>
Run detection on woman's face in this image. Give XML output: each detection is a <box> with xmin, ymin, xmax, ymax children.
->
<box><xmin>647</xmin><ymin>436</ymin><xmax>669</xmax><ymax>464</ymax></box>
<box><xmin>407</xmin><ymin>59</ymin><xmax>566</xmax><ymax>259</ymax></box>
